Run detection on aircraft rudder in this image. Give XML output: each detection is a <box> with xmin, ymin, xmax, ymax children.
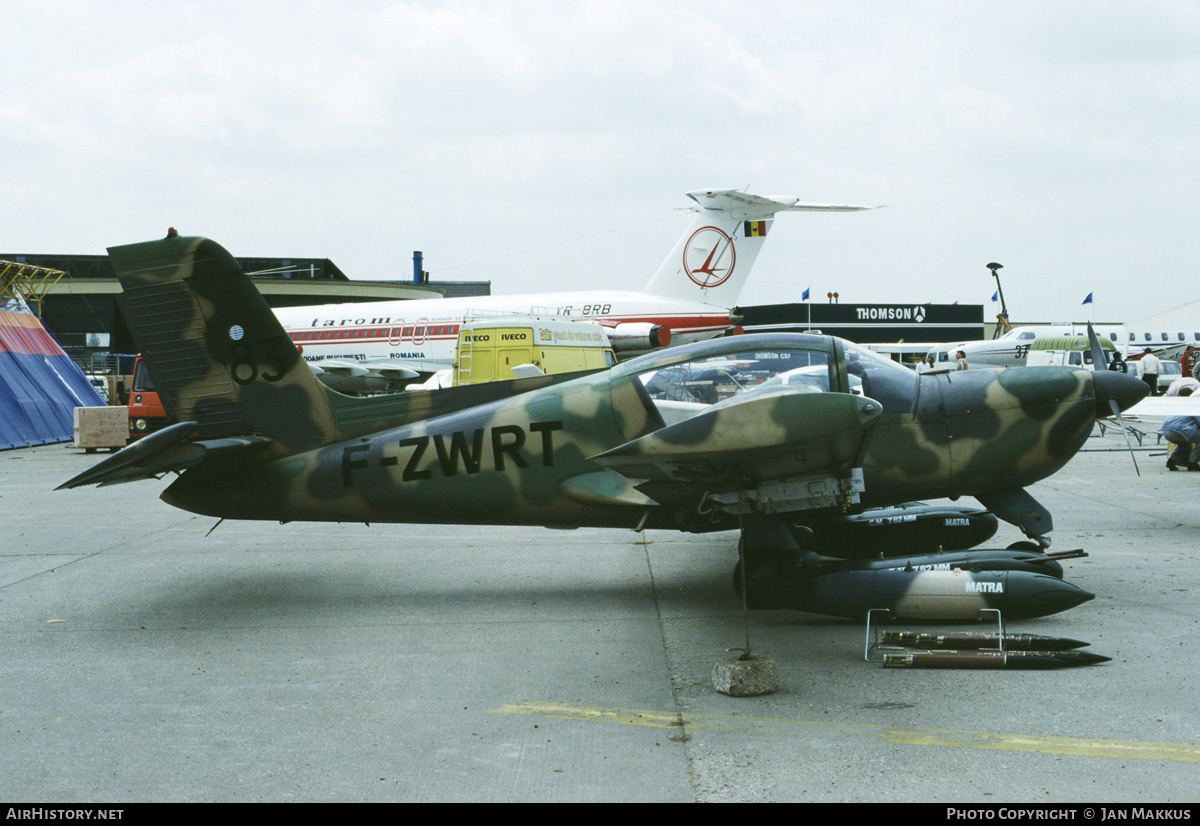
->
<box><xmin>642</xmin><ymin>195</ymin><xmax>770</xmax><ymax>307</ymax></box>
<box><xmin>641</xmin><ymin>190</ymin><xmax>877</xmax><ymax>306</ymax></box>
<box><xmin>110</xmin><ymin>231</ymin><xmax>340</xmax><ymax>452</ymax></box>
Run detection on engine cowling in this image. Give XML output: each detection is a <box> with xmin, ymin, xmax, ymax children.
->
<box><xmin>606</xmin><ymin>322</ymin><xmax>671</xmax><ymax>352</ymax></box>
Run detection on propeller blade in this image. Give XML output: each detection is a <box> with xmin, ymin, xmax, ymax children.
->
<box><xmin>1086</xmin><ymin>322</ymin><xmax>1108</xmax><ymax>371</ymax></box>
<box><xmin>1109</xmin><ymin>398</ymin><xmax>1140</xmax><ymax>476</ymax></box>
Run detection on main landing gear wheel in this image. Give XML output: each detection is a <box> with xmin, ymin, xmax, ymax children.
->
<box><xmin>732</xmin><ymin>521</ymin><xmax>804</xmax><ymax>610</ymax></box>
<box><xmin>732</xmin><ymin>558</ymin><xmax>796</xmax><ymax>610</ymax></box>
<box><xmin>1007</xmin><ymin>541</ymin><xmax>1041</xmax><ymax>552</ymax></box>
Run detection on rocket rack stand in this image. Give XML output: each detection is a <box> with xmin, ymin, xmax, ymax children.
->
<box><xmin>864</xmin><ymin>608</ymin><xmax>1005</xmax><ymax>662</ymax></box>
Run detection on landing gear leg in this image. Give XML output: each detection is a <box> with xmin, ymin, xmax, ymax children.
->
<box><xmin>732</xmin><ymin>517</ymin><xmax>803</xmax><ymax>609</ymax></box>
<box><xmin>975</xmin><ymin>488</ymin><xmax>1053</xmax><ymax>550</ymax></box>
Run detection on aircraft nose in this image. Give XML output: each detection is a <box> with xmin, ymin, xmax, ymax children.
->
<box><xmin>1092</xmin><ymin>369</ymin><xmax>1149</xmax><ymax>416</ymax></box>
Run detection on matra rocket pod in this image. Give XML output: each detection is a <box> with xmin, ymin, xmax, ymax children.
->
<box><xmin>802</xmin><ymin>503</ymin><xmax>1000</xmax><ymax>558</ymax></box>
<box><xmin>796</xmin><ymin>568</ymin><xmax>1094</xmax><ymax>621</ymax></box>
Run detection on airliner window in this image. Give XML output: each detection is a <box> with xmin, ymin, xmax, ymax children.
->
<box><xmin>842</xmin><ymin>341</ymin><xmax>918</xmax><ymax>414</ymax></box>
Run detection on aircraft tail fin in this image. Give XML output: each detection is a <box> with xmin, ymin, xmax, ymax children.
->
<box><xmin>642</xmin><ymin>189</ymin><xmax>876</xmax><ymax>307</ymax></box>
<box><xmin>110</xmin><ymin>232</ymin><xmax>341</xmax><ymax>455</ymax></box>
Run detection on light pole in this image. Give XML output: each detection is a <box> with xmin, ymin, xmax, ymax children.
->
<box><xmin>987</xmin><ymin>262</ymin><xmax>1009</xmax><ymax>338</ymax></box>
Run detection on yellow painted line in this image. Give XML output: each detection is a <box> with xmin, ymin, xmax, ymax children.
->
<box><xmin>491</xmin><ymin>701</ymin><xmax>1200</xmax><ymax>762</ymax></box>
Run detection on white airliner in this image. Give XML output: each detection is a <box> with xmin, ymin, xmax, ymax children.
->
<box><xmin>928</xmin><ymin>323</ymin><xmax>1200</xmax><ymax>370</ymax></box>
<box><xmin>274</xmin><ymin>189</ymin><xmax>875</xmax><ymax>391</ymax></box>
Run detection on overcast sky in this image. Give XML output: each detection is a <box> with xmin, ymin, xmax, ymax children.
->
<box><xmin>3</xmin><ymin>0</ymin><xmax>1197</xmax><ymax>324</ymax></box>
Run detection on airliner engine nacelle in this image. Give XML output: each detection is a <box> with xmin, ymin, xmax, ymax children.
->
<box><xmin>607</xmin><ymin>322</ymin><xmax>672</xmax><ymax>352</ymax></box>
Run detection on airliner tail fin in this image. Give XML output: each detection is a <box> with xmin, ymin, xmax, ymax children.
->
<box><xmin>643</xmin><ymin>189</ymin><xmax>877</xmax><ymax>307</ymax></box>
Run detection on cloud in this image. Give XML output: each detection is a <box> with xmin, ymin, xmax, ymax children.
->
<box><xmin>1</xmin><ymin>0</ymin><xmax>1197</xmax><ymax>321</ymax></box>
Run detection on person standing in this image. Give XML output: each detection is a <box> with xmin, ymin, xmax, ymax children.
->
<box><xmin>955</xmin><ymin>350</ymin><xmax>968</xmax><ymax>371</ymax></box>
<box><xmin>1140</xmin><ymin>351</ymin><xmax>1161</xmax><ymax>396</ymax></box>
<box><xmin>1109</xmin><ymin>352</ymin><xmax>1127</xmax><ymax>373</ymax></box>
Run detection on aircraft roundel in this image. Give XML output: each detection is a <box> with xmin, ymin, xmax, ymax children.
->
<box><xmin>683</xmin><ymin>226</ymin><xmax>736</xmax><ymax>288</ymax></box>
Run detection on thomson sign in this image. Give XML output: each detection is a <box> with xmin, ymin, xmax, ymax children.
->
<box><xmin>856</xmin><ymin>306</ymin><xmax>927</xmax><ymax>322</ymax></box>
<box><xmin>739</xmin><ymin>302</ymin><xmax>984</xmax><ymax>344</ymax></box>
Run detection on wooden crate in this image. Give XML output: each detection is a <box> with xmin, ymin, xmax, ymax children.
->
<box><xmin>73</xmin><ymin>406</ymin><xmax>128</xmax><ymax>451</ymax></box>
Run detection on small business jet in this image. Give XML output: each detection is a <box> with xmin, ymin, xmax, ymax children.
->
<box><xmin>275</xmin><ymin>189</ymin><xmax>875</xmax><ymax>391</ymax></box>
<box><xmin>928</xmin><ymin>323</ymin><xmax>1200</xmax><ymax>371</ymax></box>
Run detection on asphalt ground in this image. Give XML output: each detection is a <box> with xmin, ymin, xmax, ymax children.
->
<box><xmin>2</xmin><ymin>429</ymin><xmax>1198</xmax><ymax>803</ymax></box>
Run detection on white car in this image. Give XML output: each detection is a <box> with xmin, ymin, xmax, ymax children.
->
<box><xmin>1124</xmin><ymin>359</ymin><xmax>1180</xmax><ymax>393</ymax></box>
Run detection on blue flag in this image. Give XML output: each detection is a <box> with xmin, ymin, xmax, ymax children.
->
<box><xmin>991</xmin><ymin>291</ymin><xmax>998</xmax><ymax>302</ymax></box>
<box><xmin>802</xmin><ymin>287</ymin><xmax>810</xmax><ymax>301</ymax></box>
<box><xmin>1082</xmin><ymin>292</ymin><xmax>1093</xmax><ymax>305</ymax></box>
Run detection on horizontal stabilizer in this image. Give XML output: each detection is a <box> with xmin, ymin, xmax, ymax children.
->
<box><xmin>685</xmin><ymin>189</ymin><xmax>879</xmax><ymax>220</ymax></box>
<box><xmin>57</xmin><ymin>421</ymin><xmax>270</xmax><ymax>489</ymax></box>
<box><xmin>645</xmin><ymin>188</ymin><xmax>878</xmax><ymax>307</ymax></box>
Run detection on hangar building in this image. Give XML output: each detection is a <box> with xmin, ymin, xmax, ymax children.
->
<box><xmin>740</xmin><ymin>302</ymin><xmax>984</xmax><ymax>345</ymax></box>
<box><xmin>1</xmin><ymin>251</ymin><xmax>491</xmax><ymax>368</ymax></box>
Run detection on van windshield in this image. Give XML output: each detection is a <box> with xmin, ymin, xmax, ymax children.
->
<box><xmin>133</xmin><ymin>359</ymin><xmax>156</xmax><ymax>392</ymax></box>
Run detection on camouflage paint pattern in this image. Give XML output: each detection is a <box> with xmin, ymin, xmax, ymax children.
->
<box><xmin>862</xmin><ymin>364</ymin><xmax>1099</xmax><ymax>505</ymax></box>
<box><xmin>71</xmin><ymin>235</ymin><xmax>1147</xmax><ymax>549</ymax></box>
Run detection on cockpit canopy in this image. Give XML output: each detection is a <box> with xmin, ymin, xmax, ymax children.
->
<box><xmin>999</xmin><ymin>329</ymin><xmax>1038</xmax><ymax>342</ymax></box>
<box><xmin>616</xmin><ymin>333</ymin><xmax>918</xmax><ymax>423</ymax></box>
<box><xmin>842</xmin><ymin>339</ymin><xmax>919</xmax><ymax>413</ymax></box>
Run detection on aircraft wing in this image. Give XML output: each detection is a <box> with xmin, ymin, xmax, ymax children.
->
<box><xmin>581</xmin><ymin>389</ymin><xmax>881</xmax><ymax>515</ymax></box>
<box><xmin>309</xmin><ymin>358</ymin><xmax>451</xmax><ymax>392</ymax></box>
<box><xmin>1122</xmin><ymin>396</ymin><xmax>1200</xmax><ymax>420</ymax></box>
<box><xmin>1134</xmin><ymin>343</ymin><xmax>1188</xmax><ymax>360</ymax></box>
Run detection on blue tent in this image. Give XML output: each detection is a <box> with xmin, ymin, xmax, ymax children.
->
<box><xmin>1</xmin><ymin>301</ymin><xmax>106</xmax><ymax>450</ymax></box>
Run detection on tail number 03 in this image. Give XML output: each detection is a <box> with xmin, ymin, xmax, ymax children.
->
<box><xmin>230</xmin><ymin>334</ymin><xmax>291</xmax><ymax>385</ymax></box>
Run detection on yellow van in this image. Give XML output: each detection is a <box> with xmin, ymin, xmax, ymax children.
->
<box><xmin>453</xmin><ymin>317</ymin><xmax>616</xmax><ymax>386</ymax></box>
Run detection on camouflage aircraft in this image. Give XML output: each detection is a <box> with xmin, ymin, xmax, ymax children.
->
<box><xmin>61</xmin><ymin>233</ymin><xmax>1148</xmax><ymax>619</ymax></box>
